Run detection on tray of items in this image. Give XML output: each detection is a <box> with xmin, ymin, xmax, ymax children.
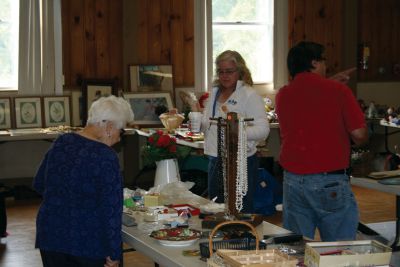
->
<box><xmin>217</xmin><ymin>249</ymin><xmax>297</xmax><ymax>267</ymax></box>
<box><xmin>202</xmin><ymin>220</ymin><xmax>297</xmax><ymax>267</ymax></box>
<box><xmin>304</xmin><ymin>240</ymin><xmax>392</xmax><ymax>267</ymax></box>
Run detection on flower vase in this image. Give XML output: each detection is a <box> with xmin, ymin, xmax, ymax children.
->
<box><xmin>154</xmin><ymin>158</ymin><xmax>180</xmax><ymax>188</ymax></box>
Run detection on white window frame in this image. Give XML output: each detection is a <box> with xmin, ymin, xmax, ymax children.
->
<box><xmin>194</xmin><ymin>0</ymin><xmax>288</xmax><ymax>93</ymax></box>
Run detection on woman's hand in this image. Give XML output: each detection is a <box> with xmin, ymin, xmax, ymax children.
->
<box><xmin>104</xmin><ymin>256</ymin><xmax>119</xmax><ymax>267</ymax></box>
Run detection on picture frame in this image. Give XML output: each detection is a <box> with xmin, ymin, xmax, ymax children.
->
<box><xmin>14</xmin><ymin>97</ymin><xmax>43</xmax><ymax>128</ymax></box>
<box><xmin>129</xmin><ymin>65</ymin><xmax>174</xmax><ymax>93</ymax></box>
<box><xmin>81</xmin><ymin>78</ymin><xmax>118</xmax><ymax>124</ymax></box>
<box><xmin>0</xmin><ymin>97</ymin><xmax>12</xmax><ymax>129</ymax></box>
<box><xmin>124</xmin><ymin>92</ymin><xmax>173</xmax><ymax>125</ymax></box>
<box><xmin>43</xmin><ymin>96</ymin><xmax>71</xmax><ymax>127</ymax></box>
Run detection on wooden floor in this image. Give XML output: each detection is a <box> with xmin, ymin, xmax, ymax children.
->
<box><xmin>0</xmin><ymin>185</ymin><xmax>396</xmax><ymax>267</ymax></box>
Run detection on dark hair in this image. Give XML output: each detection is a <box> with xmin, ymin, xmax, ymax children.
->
<box><xmin>287</xmin><ymin>41</ymin><xmax>325</xmax><ymax>78</ymax></box>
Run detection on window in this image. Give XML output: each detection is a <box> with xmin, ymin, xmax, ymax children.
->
<box><xmin>211</xmin><ymin>0</ymin><xmax>274</xmax><ymax>84</ymax></box>
<box><xmin>0</xmin><ymin>0</ymin><xmax>19</xmax><ymax>90</ymax></box>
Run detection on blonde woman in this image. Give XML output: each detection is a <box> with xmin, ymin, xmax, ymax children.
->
<box><xmin>201</xmin><ymin>50</ymin><xmax>270</xmax><ymax>213</ymax></box>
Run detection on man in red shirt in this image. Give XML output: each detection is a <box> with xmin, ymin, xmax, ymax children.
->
<box><xmin>276</xmin><ymin>41</ymin><xmax>368</xmax><ymax>241</ymax></box>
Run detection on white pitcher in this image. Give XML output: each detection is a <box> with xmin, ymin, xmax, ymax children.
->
<box><xmin>154</xmin><ymin>158</ymin><xmax>180</xmax><ymax>188</ymax></box>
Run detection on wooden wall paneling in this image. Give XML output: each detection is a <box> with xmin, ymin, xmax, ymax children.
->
<box><xmin>393</xmin><ymin>2</ymin><xmax>400</xmax><ymax>80</ymax></box>
<box><xmin>289</xmin><ymin>0</ymin><xmax>343</xmax><ymax>76</ymax></box>
<box><xmin>83</xmin><ymin>0</ymin><xmax>96</xmax><ymax>79</ymax></box>
<box><xmin>357</xmin><ymin>0</ymin><xmax>371</xmax><ymax>81</ymax></box>
<box><xmin>136</xmin><ymin>1</ymin><xmax>149</xmax><ymax>64</ymax></box>
<box><xmin>66</xmin><ymin>0</ymin><xmax>86</xmax><ymax>86</ymax></box>
<box><xmin>323</xmin><ymin>0</ymin><xmax>342</xmax><ymax>75</ymax></box>
<box><xmin>304</xmin><ymin>0</ymin><xmax>342</xmax><ymax>75</ymax></box>
<box><xmin>288</xmin><ymin>0</ymin><xmax>306</xmax><ymax>47</ymax></box>
<box><xmin>378</xmin><ymin>2</ymin><xmax>391</xmax><ymax>80</ymax></box>
<box><xmin>61</xmin><ymin>0</ymin><xmax>71</xmax><ymax>86</ymax></box>
<box><xmin>63</xmin><ymin>0</ymin><xmax>193</xmax><ymax>88</ymax></box>
<box><xmin>358</xmin><ymin>0</ymin><xmax>400</xmax><ymax>81</ymax></box>
<box><xmin>170</xmin><ymin>0</ymin><xmax>185</xmax><ymax>86</ymax></box>
<box><xmin>108</xmin><ymin>0</ymin><xmax>123</xmax><ymax>88</ymax></box>
<box><xmin>94</xmin><ymin>0</ymin><xmax>110</xmax><ymax>78</ymax></box>
<box><xmin>148</xmin><ymin>0</ymin><xmax>162</xmax><ymax>63</ymax></box>
<box><xmin>160</xmin><ymin>0</ymin><xmax>172</xmax><ymax>63</ymax></box>
<box><xmin>342</xmin><ymin>0</ymin><xmax>358</xmax><ymax>92</ymax></box>
<box><xmin>383</xmin><ymin>0</ymin><xmax>400</xmax><ymax>81</ymax></box>
<box><xmin>183</xmin><ymin>0</ymin><xmax>194</xmax><ymax>87</ymax></box>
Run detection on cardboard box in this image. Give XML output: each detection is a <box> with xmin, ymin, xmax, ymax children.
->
<box><xmin>304</xmin><ymin>240</ymin><xmax>392</xmax><ymax>267</ymax></box>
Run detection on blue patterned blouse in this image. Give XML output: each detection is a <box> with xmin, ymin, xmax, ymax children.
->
<box><xmin>33</xmin><ymin>133</ymin><xmax>123</xmax><ymax>261</ymax></box>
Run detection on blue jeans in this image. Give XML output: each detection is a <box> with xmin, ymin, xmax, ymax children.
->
<box><xmin>283</xmin><ymin>171</ymin><xmax>359</xmax><ymax>241</ymax></box>
<box><xmin>208</xmin><ymin>154</ymin><xmax>258</xmax><ymax>213</ymax></box>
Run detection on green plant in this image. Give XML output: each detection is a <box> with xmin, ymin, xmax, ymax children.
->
<box><xmin>141</xmin><ymin>130</ymin><xmax>191</xmax><ymax>166</ymax></box>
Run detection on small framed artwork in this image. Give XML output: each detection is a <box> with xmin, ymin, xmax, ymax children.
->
<box><xmin>124</xmin><ymin>92</ymin><xmax>173</xmax><ymax>125</ymax></box>
<box><xmin>81</xmin><ymin>78</ymin><xmax>118</xmax><ymax>124</ymax></box>
<box><xmin>14</xmin><ymin>97</ymin><xmax>43</xmax><ymax>128</ymax></box>
<box><xmin>129</xmin><ymin>65</ymin><xmax>173</xmax><ymax>93</ymax></box>
<box><xmin>43</xmin><ymin>96</ymin><xmax>71</xmax><ymax>127</ymax></box>
<box><xmin>0</xmin><ymin>97</ymin><xmax>12</xmax><ymax>129</ymax></box>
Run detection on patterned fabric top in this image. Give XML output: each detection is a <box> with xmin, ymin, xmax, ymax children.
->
<box><xmin>33</xmin><ymin>133</ymin><xmax>123</xmax><ymax>261</ymax></box>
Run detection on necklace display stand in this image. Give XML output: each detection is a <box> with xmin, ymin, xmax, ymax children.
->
<box><xmin>202</xmin><ymin>112</ymin><xmax>262</xmax><ymax>229</ymax></box>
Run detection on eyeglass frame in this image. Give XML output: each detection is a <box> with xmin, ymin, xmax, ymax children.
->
<box><xmin>216</xmin><ymin>68</ymin><xmax>238</xmax><ymax>76</ymax></box>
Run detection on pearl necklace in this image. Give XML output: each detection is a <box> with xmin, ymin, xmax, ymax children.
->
<box><xmin>235</xmin><ymin>117</ymin><xmax>248</xmax><ymax>212</ymax></box>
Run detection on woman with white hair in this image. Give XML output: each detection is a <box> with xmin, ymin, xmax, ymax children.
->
<box><xmin>33</xmin><ymin>95</ymin><xmax>134</xmax><ymax>267</ymax></box>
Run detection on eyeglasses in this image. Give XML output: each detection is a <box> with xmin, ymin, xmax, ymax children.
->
<box><xmin>217</xmin><ymin>68</ymin><xmax>238</xmax><ymax>76</ymax></box>
<box><xmin>119</xmin><ymin>128</ymin><xmax>126</xmax><ymax>137</ymax></box>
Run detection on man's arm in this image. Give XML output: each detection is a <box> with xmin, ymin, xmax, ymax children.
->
<box><xmin>329</xmin><ymin>67</ymin><xmax>357</xmax><ymax>84</ymax></box>
<box><xmin>350</xmin><ymin>127</ymin><xmax>368</xmax><ymax>146</ymax></box>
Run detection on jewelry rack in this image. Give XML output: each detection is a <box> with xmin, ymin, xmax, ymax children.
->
<box><xmin>211</xmin><ymin>112</ymin><xmax>254</xmax><ymax>219</ymax></box>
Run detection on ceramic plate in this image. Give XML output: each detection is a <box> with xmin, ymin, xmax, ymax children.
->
<box><xmin>156</xmin><ymin>238</ymin><xmax>199</xmax><ymax>247</ymax></box>
<box><xmin>150</xmin><ymin>228</ymin><xmax>201</xmax><ymax>244</ymax></box>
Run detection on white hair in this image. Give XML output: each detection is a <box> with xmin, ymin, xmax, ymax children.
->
<box><xmin>86</xmin><ymin>95</ymin><xmax>134</xmax><ymax>129</ymax></box>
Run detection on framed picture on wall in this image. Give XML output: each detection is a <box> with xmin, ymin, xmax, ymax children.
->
<box><xmin>124</xmin><ymin>92</ymin><xmax>173</xmax><ymax>125</ymax></box>
<box><xmin>43</xmin><ymin>96</ymin><xmax>71</xmax><ymax>127</ymax></box>
<box><xmin>0</xmin><ymin>97</ymin><xmax>12</xmax><ymax>129</ymax></box>
<box><xmin>129</xmin><ymin>65</ymin><xmax>174</xmax><ymax>93</ymax></box>
<box><xmin>81</xmin><ymin>78</ymin><xmax>118</xmax><ymax>124</ymax></box>
<box><xmin>14</xmin><ymin>97</ymin><xmax>42</xmax><ymax>128</ymax></box>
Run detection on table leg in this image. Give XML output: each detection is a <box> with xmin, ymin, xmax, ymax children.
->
<box><xmin>384</xmin><ymin>126</ymin><xmax>390</xmax><ymax>153</ymax></box>
<box><xmin>392</xmin><ymin>195</ymin><xmax>400</xmax><ymax>251</ymax></box>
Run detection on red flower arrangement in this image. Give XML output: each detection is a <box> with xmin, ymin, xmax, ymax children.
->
<box><xmin>141</xmin><ymin>130</ymin><xmax>191</xmax><ymax>166</ymax></box>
